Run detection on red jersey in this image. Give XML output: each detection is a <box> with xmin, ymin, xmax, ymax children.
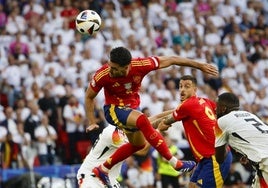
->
<box><xmin>90</xmin><ymin>57</ymin><xmax>159</xmax><ymax>108</ymax></box>
<box><xmin>172</xmin><ymin>96</ymin><xmax>217</xmax><ymax>162</ymax></box>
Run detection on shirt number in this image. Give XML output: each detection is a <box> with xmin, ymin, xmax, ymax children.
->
<box><xmin>244</xmin><ymin>118</ymin><xmax>268</xmax><ymax>134</ymax></box>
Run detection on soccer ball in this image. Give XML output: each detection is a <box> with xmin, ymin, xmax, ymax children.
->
<box><xmin>75</xmin><ymin>10</ymin><xmax>102</xmax><ymax>35</ymax></box>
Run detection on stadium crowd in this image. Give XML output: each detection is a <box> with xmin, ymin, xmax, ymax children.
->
<box><xmin>0</xmin><ymin>0</ymin><xmax>267</xmax><ymax>187</ymax></box>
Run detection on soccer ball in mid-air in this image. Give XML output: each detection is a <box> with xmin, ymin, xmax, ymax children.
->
<box><xmin>75</xmin><ymin>10</ymin><xmax>102</xmax><ymax>35</ymax></box>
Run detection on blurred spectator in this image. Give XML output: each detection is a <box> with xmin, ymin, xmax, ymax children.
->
<box><xmin>224</xmin><ymin>162</ymin><xmax>246</xmax><ymax>188</ymax></box>
<box><xmin>63</xmin><ymin>95</ymin><xmax>86</xmax><ymax>164</ymax></box>
<box><xmin>13</xmin><ymin>98</ymin><xmax>30</xmax><ymax>123</ymax></box>
<box><xmin>5</xmin><ymin>4</ymin><xmax>27</xmax><ymax>35</ymax></box>
<box><xmin>0</xmin><ymin>125</ymin><xmax>8</xmax><ymax>167</ymax></box>
<box><xmin>34</xmin><ymin>115</ymin><xmax>58</xmax><ymax>166</ymax></box>
<box><xmin>38</xmin><ymin>85</ymin><xmax>58</xmax><ymax>129</ymax></box>
<box><xmin>1</xmin><ymin>55</ymin><xmax>22</xmax><ymax>107</ymax></box>
<box><xmin>24</xmin><ymin>101</ymin><xmax>42</xmax><ymax>141</ymax></box>
<box><xmin>193</xmin><ymin>0</ymin><xmax>212</xmax><ymax>18</ymax></box>
<box><xmin>121</xmin><ymin>156</ymin><xmax>141</xmax><ymax>188</ymax></box>
<box><xmin>152</xmin><ymin>132</ymin><xmax>183</xmax><ymax>188</ymax></box>
<box><xmin>12</xmin><ymin>121</ymin><xmax>31</xmax><ymax>168</ymax></box>
<box><xmin>0</xmin><ymin>106</ymin><xmax>19</xmax><ymax>141</ymax></box>
<box><xmin>0</xmin><ymin>3</ymin><xmax>7</xmax><ymax>29</ymax></box>
<box><xmin>1</xmin><ymin>133</ymin><xmax>21</xmax><ymax>169</ymax></box>
<box><xmin>60</xmin><ymin>0</ymin><xmax>79</xmax><ymax>29</ymax></box>
<box><xmin>25</xmin><ymin>81</ymin><xmax>44</xmax><ymax>103</ymax></box>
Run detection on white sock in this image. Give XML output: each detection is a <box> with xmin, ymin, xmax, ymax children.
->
<box><xmin>169</xmin><ymin>156</ymin><xmax>178</xmax><ymax>167</ymax></box>
<box><xmin>100</xmin><ymin>165</ymin><xmax>109</xmax><ymax>173</ymax></box>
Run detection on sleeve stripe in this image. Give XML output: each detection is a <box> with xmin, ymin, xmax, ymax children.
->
<box><xmin>150</xmin><ymin>56</ymin><xmax>159</xmax><ymax>68</ymax></box>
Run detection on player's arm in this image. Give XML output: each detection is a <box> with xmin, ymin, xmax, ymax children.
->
<box><xmin>151</xmin><ymin>113</ymin><xmax>176</xmax><ymax>132</ymax></box>
<box><xmin>85</xmin><ymin>86</ymin><xmax>99</xmax><ymax>131</ymax></box>
<box><xmin>157</xmin><ymin>56</ymin><xmax>218</xmax><ymax>77</ymax></box>
<box><xmin>215</xmin><ymin>144</ymin><xmax>227</xmax><ymax>164</ymax></box>
<box><xmin>149</xmin><ymin>109</ymin><xmax>174</xmax><ymax>128</ymax></box>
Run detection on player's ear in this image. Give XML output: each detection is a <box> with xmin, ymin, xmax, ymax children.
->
<box><xmin>223</xmin><ymin>106</ymin><xmax>229</xmax><ymax>114</ymax></box>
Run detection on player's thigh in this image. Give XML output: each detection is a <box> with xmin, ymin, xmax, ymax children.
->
<box><xmin>104</xmin><ymin>105</ymin><xmax>141</xmax><ymax>130</ymax></box>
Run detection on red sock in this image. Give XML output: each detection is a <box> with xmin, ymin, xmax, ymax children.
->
<box><xmin>136</xmin><ymin>114</ymin><xmax>172</xmax><ymax>160</ymax></box>
<box><xmin>103</xmin><ymin>143</ymin><xmax>144</xmax><ymax>169</ymax></box>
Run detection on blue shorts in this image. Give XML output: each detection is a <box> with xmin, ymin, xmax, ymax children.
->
<box><xmin>103</xmin><ymin>104</ymin><xmax>139</xmax><ymax>132</ymax></box>
<box><xmin>190</xmin><ymin>151</ymin><xmax>232</xmax><ymax>188</ymax></box>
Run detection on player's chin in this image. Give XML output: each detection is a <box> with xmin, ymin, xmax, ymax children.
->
<box><xmin>112</xmin><ymin>73</ymin><xmax>126</xmax><ymax>77</ymax></box>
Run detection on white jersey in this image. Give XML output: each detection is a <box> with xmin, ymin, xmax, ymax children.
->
<box><xmin>77</xmin><ymin>125</ymin><xmax>128</xmax><ymax>188</ymax></box>
<box><xmin>216</xmin><ymin>110</ymin><xmax>268</xmax><ymax>163</ymax></box>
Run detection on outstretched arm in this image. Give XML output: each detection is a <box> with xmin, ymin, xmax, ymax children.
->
<box><xmin>149</xmin><ymin>110</ymin><xmax>174</xmax><ymax>128</ymax></box>
<box><xmin>158</xmin><ymin>56</ymin><xmax>219</xmax><ymax>77</ymax></box>
<box><xmin>85</xmin><ymin>86</ymin><xmax>99</xmax><ymax>132</ymax></box>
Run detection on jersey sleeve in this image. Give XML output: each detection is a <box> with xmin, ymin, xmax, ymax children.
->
<box><xmin>89</xmin><ymin>65</ymin><xmax>110</xmax><ymax>93</ymax></box>
<box><xmin>148</xmin><ymin>56</ymin><xmax>160</xmax><ymax>69</ymax></box>
<box><xmin>89</xmin><ymin>73</ymin><xmax>103</xmax><ymax>93</ymax></box>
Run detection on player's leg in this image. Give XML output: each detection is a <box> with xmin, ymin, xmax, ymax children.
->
<box><xmin>127</xmin><ymin>110</ymin><xmax>196</xmax><ymax>172</ymax></box>
<box><xmin>92</xmin><ymin>105</ymin><xmax>146</xmax><ymax>186</ymax></box>
<box><xmin>94</xmin><ymin>105</ymin><xmax>195</xmax><ymax>186</ymax></box>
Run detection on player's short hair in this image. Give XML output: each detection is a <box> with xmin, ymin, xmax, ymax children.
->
<box><xmin>110</xmin><ymin>46</ymin><xmax>132</xmax><ymax>67</ymax></box>
<box><xmin>218</xmin><ymin>92</ymin><xmax>240</xmax><ymax>109</ymax></box>
<box><xmin>180</xmin><ymin>75</ymin><xmax>197</xmax><ymax>86</ymax></box>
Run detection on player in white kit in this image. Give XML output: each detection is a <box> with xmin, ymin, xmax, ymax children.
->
<box><xmin>215</xmin><ymin>92</ymin><xmax>268</xmax><ymax>188</ymax></box>
<box><xmin>77</xmin><ymin>111</ymin><xmax>173</xmax><ymax>188</ymax></box>
<box><xmin>77</xmin><ymin>125</ymin><xmax>126</xmax><ymax>188</ymax></box>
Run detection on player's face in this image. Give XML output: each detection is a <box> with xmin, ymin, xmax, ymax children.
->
<box><xmin>108</xmin><ymin>61</ymin><xmax>130</xmax><ymax>77</ymax></box>
<box><xmin>179</xmin><ymin>80</ymin><xmax>197</xmax><ymax>102</ymax></box>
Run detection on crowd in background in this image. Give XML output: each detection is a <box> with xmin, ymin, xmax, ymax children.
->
<box><xmin>0</xmin><ymin>0</ymin><xmax>267</xmax><ymax>187</ymax></box>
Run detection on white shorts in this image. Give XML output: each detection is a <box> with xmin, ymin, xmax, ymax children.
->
<box><xmin>77</xmin><ymin>173</ymin><xmax>120</xmax><ymax>188</ymax></box>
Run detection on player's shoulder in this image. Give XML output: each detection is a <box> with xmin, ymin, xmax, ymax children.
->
<box><xmin>218</xmin><ymin>111</ymin><xmax>238</xmax><ymax>127</ymax></box>
<box><xmin>93</xmin><ymin>64</ymin><xmax>110</xmax><ymax>82</ymax></box>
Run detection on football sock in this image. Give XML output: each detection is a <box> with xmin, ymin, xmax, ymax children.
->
<box><xmin>136</xmin><ymin>114</ymin><xmax>173</xmax><ymax>160</ymax></box>
<box><xmin>103</xmin><ymin>143</ymin><xmax>145</xmax><ymax>170</ymax></box>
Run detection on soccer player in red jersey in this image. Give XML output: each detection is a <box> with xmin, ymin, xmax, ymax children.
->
<box><xmin>85</xmin><ymin>47</ymin><xmax>218</xmax><ymax>187</ymax></box>
<box><xmin>158</xmin><ymin>75</ymin><xmax>232</xmax><ymax>188</ymax></box>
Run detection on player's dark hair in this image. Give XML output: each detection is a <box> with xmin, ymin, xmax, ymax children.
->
<box><xmin>180</xmin><ymin>75</ymin><xmax>197</xmax><ymax>85</ymax></box>
<box><xmin>218</xmin><ymin>92</ymin><xmax>240</xmax><ymax>110</ymax></box>
<box><xmin>110</xmin><ymin>46</ymin><xmax>132</xmax><ymax>67</ymax></box>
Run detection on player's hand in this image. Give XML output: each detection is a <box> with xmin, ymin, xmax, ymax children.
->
<box><xmin>158</xmin><ymin>119</ymin><xmax>171</xmax><ymax>132</ymax></box>
<box><xmin>86</xmin><ymin>124</ymin><xmax>99</xmax><ymax>132</ymax></box>
<box><xmin>239</xmin><ymin>156</ymin><xmax>249</xmax><ymax>165</ymax></box>
<box><xmin>201</xmin><ymin>63</ymin><xmax>219</xmax><ymax>77</ymax></box>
